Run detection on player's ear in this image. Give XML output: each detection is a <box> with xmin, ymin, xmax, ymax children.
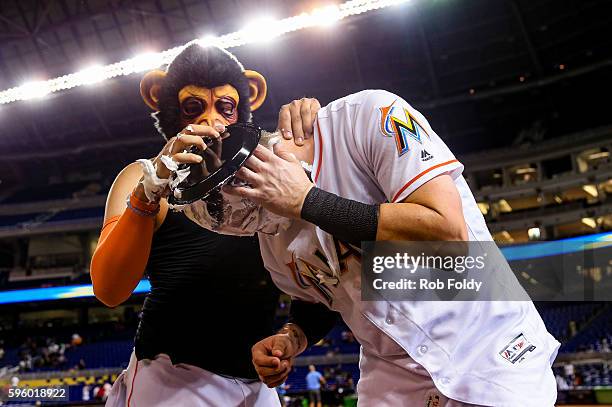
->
<box><xmin>244</xmin><ymin>70</ymin><xmax>267</xmax><ymax>111</ymax></box>
<box><xmin>140</xmin><ymin>70</ymin><xmax>166</xmax><ymax>111</ymax></box>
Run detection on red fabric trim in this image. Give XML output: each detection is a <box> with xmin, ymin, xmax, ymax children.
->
<box><xmin>391</xmin><ymin>159</ymin><xmax>460</xmax><ymax>203</ymax></box>
<box><xmin>314</xmin><ymin>119</ymin><xmax>324</xmax><ymax>184</ymax></box>
<box><xmin>127</xmin><ymin>359</ymin><xmax>139</xmax><ymax>407</ymax></box>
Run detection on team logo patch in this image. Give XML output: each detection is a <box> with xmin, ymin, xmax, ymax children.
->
<box><xmin>287</xmin><ymin>251</ymin><xmax>338</xmax><ymax>306</ymax></box>
<box><xmin>379</xmin><ymin>100</ymin><xmax>430</xmax><ymax>157</ymax></box>
<box><xmin>286</xmin><ymin>239</ymin><xmax>359</xmax><ymax>307</ymax></box>
<box><xmin>499</xmin><ymin>333</ymin><xmax>536</xmax><ymax>364</ymax></box>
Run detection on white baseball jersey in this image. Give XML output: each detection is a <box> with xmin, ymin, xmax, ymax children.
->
<box><xmin>258</xmin><ymin>90</ymin><xmax>560</xmax><ymax>406</ymax></box>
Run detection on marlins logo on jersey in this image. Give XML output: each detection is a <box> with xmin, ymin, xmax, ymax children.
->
<box><xmin>287</xmin><ymin>250</ymin><xmax>337</xmax><ymax>306</ymax></box>
<box><xmin>286</xmin><ymin>239</ymin><xmax>361</xmax><ymax>307</ymax></box>
<box><xmin>379</xmin><ymin>100</ymin><xmax>430</xmax><ymax>156</ymax></box>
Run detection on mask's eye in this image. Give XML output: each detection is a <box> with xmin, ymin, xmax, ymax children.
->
<box><xmin>182</xmin><ymin>97</ymin><xmax>205</xmax><ymax>119</ymax></box>
<box><xmin>216</xmin><ymin>100</ymin><xmax>236</xmax><ymax>117</ymax></box>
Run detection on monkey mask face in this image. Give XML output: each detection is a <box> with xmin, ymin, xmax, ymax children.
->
<box><xmin>140</xmin><ymin>42</ymin><xmax>267</xmax><ymax>138</ymax></box>
<box><xmin>138</xmin><ymin>43</ymin><xmax>289</xmax><ymax>236</ymax></box>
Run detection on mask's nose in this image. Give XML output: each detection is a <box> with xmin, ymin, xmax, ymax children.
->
<box><xmin>197</xmin><ymin>117</ymin><xmax>211</xmax><ymax>127</ymax></box>
<box><xmin>197</xmin><ymin>112</ymin><xmax>225</xmax><ymax>129</ymax></box>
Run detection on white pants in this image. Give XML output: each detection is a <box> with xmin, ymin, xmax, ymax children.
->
<box><xmin>106</xmin><ymin>352</ymin><xmax>280</xmax><ymax>407</ymax></box>
<box><xmin>357</xmin><ymin>348</ymin><xmax>486</xmax><ymax>407</ymax></box>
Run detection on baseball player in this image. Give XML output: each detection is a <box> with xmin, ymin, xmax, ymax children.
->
<box><xmin>224</xmin><ymin>90</ymin><xmax>560</xmax><ymax>406</ymax></box>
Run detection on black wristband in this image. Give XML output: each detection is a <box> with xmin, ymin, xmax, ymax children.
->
<box><xmin>300</xmin><ymin>187</ymin><xmax>379</xmax><ymax>246</ymax></box>
<box><xmin>287</xmin><ymin>300</ymin><xmax>339</xmax><ymax>347</ymax></box>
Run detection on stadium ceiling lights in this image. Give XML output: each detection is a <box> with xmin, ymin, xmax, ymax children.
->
<box><xmin>0</xmin><ymin>0</ymin><xmax>409</xmax><ymax>105</ymax></box>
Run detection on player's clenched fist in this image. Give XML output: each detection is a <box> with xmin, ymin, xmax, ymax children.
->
<box><xmin>252</xmin><ymin>324</ymin><xmax>307</xmax><ymax>388</ymax></box>
<box><xmin>251</xmin><ymin>334</ymin><xmax>295</xmax><ymax>388</ymax></box>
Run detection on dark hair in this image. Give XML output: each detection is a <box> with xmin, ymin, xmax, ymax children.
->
<box><xmin>153</xmin><ymin>42</ymin><xmax>252</xmax><ymax>140</ymax></box>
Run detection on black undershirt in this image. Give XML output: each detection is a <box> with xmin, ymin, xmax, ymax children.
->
<box><xmin>135</xmin><ymin>210</ymin><xmax>279</xmax><ymax>380</ymax></box>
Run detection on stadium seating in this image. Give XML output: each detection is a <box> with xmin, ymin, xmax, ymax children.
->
<box><xmin>0</xmin><ymin>213</ymin><xmax>46</xmax><ymax>228</ymax></box>
<box><xmin>2</xmin><ymin>182</ymin><xmax>97</xmax><ymax>204</ymax></box>
<box><xmin>65</xmin><ymin>340</ymin><xmax>132</xmax><ymax>369</ymax></box>
<box><xmin>562</xmin><ymin>304</ymin><xmax>612</xmax><ymax>353</ymax></box>
<box><xmin>2</xmin><ymin>304</ymin><xmax>610</xmax><ymax>372</ymax></box>
<box><xmin>537</xmin><ymin>303</ymin><xmax>605</xmax><ymax>344</ymax></box>
<box><xmin>554</xmin><ymin>362</ymin><xmax>612</xmax><ymax>388</ymax></box>
<box><xmin>1</xmin><ymin>302</ymin><xmax>611</xmax><ymax>406</ymax></box>
<box><xmin>0</xmin><ymin>207</ymin><xmax>103</xmax><ymax>229</ymax></box>
<box><xmin>579</xmin><ymin>363</ymin><xmax>612</xmax><ymax>387</ymax></box>
<box><xmin>301</xmin><ymin>323</ymin><xmax>360</xmax><ymax>357</ymax></box>
<box><xmin>46</xmin><ymin>208</ymin><xmax>105</xmax><ymax>223</ymax></box>
<box><xmin>0</xmin><ymin>180</ymin><xmax>108</xmax><ymax>230</ymax></box>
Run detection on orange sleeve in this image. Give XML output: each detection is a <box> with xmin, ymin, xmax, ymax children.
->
<box><xmin>90</xmin><ymin>199</ymin><xmax>156</xmax><ymax>307</ymax></box>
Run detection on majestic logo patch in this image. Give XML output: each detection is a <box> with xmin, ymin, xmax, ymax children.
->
<box><xmin>421</xmin><ymin>149</ymin><xmax>433</xmax><ymax>161</ymax></box>
<box><xmin>499</xmin><ymin>333</ymin><xmax>536</xmax><ymax>364</ymax></box>
<box><xmin>379</xmin><ymin>100</ymin><xmax>430</xmax><ymax>157</ymax></box>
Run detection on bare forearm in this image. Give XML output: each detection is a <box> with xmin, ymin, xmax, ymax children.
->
<box><xmin>377</xmin><ymin>202</ymin><xmax>467</xmax><ymax>241</ymax></box>
<box><xmin>377</xmin><ymin>175</ymin><xmax>467</xmax><ymax>241</ymax></box>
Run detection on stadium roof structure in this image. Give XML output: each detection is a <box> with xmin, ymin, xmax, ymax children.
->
<box><xmin>0</xmin><ymin>0</ymin><xmax>610</xmax><ymax>187</ymax></box>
